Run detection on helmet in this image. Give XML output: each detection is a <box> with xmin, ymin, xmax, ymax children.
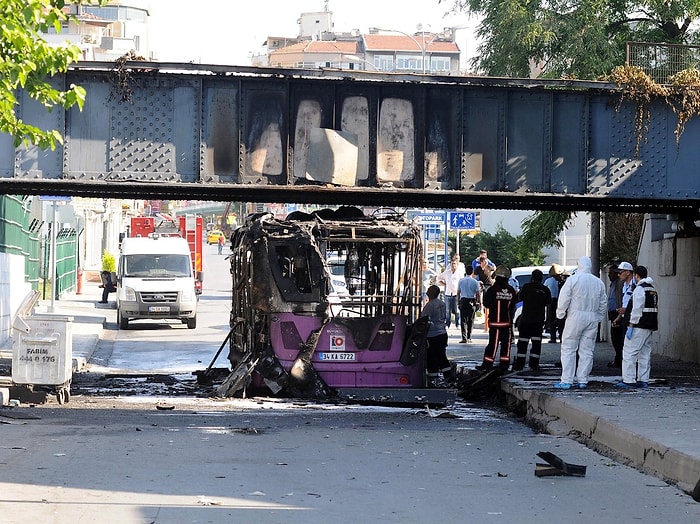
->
<box><xmin>549</xmin><ymin>263</ymin><xmax>565</xmax><ymax>276</ymax></box>
<box><xmin>493</xmin><ymin>265</ymin><xmax>511</xmax><ymax>278</ymax></box>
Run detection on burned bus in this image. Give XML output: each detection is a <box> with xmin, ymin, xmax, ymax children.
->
<box><xmin>220</xmin><ymin>206</ymin><xmax>433</xmax><ymax>401</ymax></box>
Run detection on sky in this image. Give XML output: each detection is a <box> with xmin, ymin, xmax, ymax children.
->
<box><xmin>129</xmin><ymin>0</ymin><xmax>479</xmax><ymax>67</ymax></box>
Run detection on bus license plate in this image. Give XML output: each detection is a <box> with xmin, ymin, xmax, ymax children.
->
<box><xmin>149</xmin><ymin>306</ymin><xmax>170</xmax><ymax>312</ymax></box>
<box><xmin>319</xmin><ymin>352</ymin><xmax>356</xmax><ymax>361</ymax></box>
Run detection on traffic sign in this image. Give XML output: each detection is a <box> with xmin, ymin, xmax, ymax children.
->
<box><xmin>415</xmin><ymin>212</ymin><xmax>446</xmax><ymax>225</ymax></box>
<box><xmin>40</xmin><ymin>195</ymin><xmax>71</xmax><ymax>201</ymax></box>
<box><xmin>449</xmin><ymin>211</ymin><xmax>476</xmax><ymax>230</ymax></box>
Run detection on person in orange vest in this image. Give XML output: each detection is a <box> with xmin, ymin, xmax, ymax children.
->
<box><xmin>476</xmin><ymin>266</ymin><xmax>517</xmax><ymax>370</ymax></box>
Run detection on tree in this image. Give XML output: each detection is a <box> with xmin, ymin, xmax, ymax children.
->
<box><xmin>443</xmin><ymin>1</ymin><xmax>700</xmax><ymax>79</ymax></box>
<box><xmin>600</xmin><ymin>212</ymin><xmax>644</xmax><ymax>265</ymax></box>
<box><xmin>456</xmin><ymin>225</ymin><xmax>546</xmax><ymax>268</ymax></box>
<box><xmin>521</xmin><ymin>211</ymin><xmax>575</xmax><ymax>249</ymax></box>
<box><xmin>440</xmin><ymin>2</ymin><xmax>683</xmax><ymax>263</ymax></box>
<box><xmin>0</xmin><ymin>0</ymin><xmax>108</xmax><ymax>150</ymax></box>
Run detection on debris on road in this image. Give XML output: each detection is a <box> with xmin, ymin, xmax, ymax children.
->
<box><xmin>535</xmin><ymin>451</ymin><xmax>587</xmax><ymax>477</ymax></box>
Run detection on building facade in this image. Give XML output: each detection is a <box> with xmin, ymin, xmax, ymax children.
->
<box><xmin>267</xmin><ymin>29</ymin><xmax>461</xmax><ymax>74</ymax></box>
<box><xmin>42</xmin><ymin>2</ymin><xmax>151</xmax><ymax>61</ymax></box>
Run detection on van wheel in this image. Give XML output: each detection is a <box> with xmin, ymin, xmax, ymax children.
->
<box><xmin>118</xmin><ymin>309</ymin><xmax>129</xmax><ymax>330</ymax></box>
<box><xmin>187</xmin><ymin>316</ymin><xmax>197</xmax><ymax>329</ymax></box>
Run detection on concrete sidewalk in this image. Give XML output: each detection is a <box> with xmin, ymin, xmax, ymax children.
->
<box><xmin>447</xmin><ymin>324</ymin><xmax>700</xmax><ymax>499</ymax></box>
<box><xmin>1</xmin><ymin>291</ymin><xmax>699</xmax><ymax>500</ymax></box>
<box><xmin>486</xmin><ymin>334</ymin><xmax>700</xmax><ymax>502</ymax></box>
<box><xmin>501</xmin><ymin>362</ymin><xmax>700</xmax><ymax>497</ymax></box>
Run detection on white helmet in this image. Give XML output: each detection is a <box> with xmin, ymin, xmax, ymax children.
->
<box><xmin>617</xmin><ymin>261</ymin><xmax>634</xmax><ymax>271</ymax></box>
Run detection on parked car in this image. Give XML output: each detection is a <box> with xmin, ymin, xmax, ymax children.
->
<box><xmin>426</xmin><ymin>253</ymin><xmax>445</xmax><ymax>270</ymax></box>
<box><xmin>206</xmin><ymin>229</ymin><xmax>225</xmax><ymax>245</ymax></box>
<box><xmin>511</xmin><ymin>265</ymin><xmax>575</xmax><ymax>327</ymax></box>
<box><xmin>511</xmin><ymin>266</ymin><xmax>554</xmax><ymax>290</ymax></box>
<box><xmin>326</xmin><ymin>255</ymin><xmax>349</xmax><ymax>296</ymax></box>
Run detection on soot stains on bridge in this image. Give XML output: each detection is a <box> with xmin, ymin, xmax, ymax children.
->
<box><xmin>0</xmin><ymin>63</ymin><xmax>698</xmax><ymax>217</ymax></box>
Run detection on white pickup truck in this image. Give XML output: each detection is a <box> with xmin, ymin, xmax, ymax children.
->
<box><xmin>116</xmin><ymin>235</ymin><xmax>198</xmax><ymax>329</ymax></box>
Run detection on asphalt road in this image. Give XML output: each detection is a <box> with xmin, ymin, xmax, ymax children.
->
<box><xmin>88</xmin><ymin>241</ymin><xmax>234</xmax><ymax>375</ymax></box>
<box><xmin>2</xmin><ymin>243</ymin><xmax>699</xmax><ymax>523</ymax></box>
<box><xmin>2</xmin><ymin>396</ymin><xmax>699</xmax><ymax>523</ymax></box>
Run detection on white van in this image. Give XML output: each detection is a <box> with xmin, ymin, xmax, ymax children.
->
<box><xmin>116</xmin><ymin>236</ymin><xmax>198</xmax><ymax>329</ymax></box>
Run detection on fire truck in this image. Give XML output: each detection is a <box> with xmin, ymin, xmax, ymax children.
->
<box><xmin>129</xmin><ymin>214</ymin><xmax>204</xmax><ymax>295</ymax></box>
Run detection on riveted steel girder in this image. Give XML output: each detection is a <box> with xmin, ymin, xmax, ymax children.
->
<box><xmin>0</xmin><ymin>62</ymin><xmax>697</xmax><ymax>216</ymax></box>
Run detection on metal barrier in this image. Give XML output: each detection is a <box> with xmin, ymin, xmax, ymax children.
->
<box><xmin>627</xmin><ymin>41</ymin><xmax>700</xmax><ymax>84</ymax></box>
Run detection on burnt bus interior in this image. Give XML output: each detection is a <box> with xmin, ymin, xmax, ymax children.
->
<box><xmin>223</xmin><ymin>206</ymin><xmax>425</xmax><ymax>398</ymax></box>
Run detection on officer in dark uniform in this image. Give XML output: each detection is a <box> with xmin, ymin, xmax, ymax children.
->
<box><xmin>513</xmin><ymin>269</ymin><xmax>551</xmax><ymax>371</ymax></box>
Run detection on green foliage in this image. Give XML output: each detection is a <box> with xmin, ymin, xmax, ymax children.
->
<box><xmin>101</xmin><ymin>249</ymin><xmax>116</xmax><ymax>273</ymax></box>
<box><xmin>0</xmin><ymin>0</ymin><xmax>108</xmax><ymax>149</ymax></box>
<box><xmin>444</xmin><ymin>0</ymin><xmax>700</xmax><ymax>79</ymax></box>
<box><xmin>600</xmin><ymin>213</ymin><xmax>644</xmax><ymax>266</ymax></box>
<box><xmin>521</xmin><ymin>211</ymin><xmax>575</xmax><ymax>249</ymax></box>
<box><xmin>454</xmin><ymin>225</ymin><xmax>545</xmax><ymax>269</ymax></box>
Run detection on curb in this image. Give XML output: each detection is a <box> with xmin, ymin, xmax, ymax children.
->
<box><xmin>502</xmin><ymin>380</ymin><xmax>700</xmax><ymax>495</ymax></box>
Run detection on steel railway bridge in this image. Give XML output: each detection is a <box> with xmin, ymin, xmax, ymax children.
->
<box><xmin>1</xmin><ymin>62</ymin><xmax>698</xmax><ymax>217</ymax></box>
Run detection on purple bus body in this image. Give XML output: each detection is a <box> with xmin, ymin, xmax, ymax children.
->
<box><xmin>260</xmin><ymin>313</ymin><xmax>423</xmax><ymax>388</ymax></box>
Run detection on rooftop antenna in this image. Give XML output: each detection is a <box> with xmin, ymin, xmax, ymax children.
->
<box><xmin>324</xmin><ymin>0</ymin><xmax>329</xmax><ymax>12</ymax></box>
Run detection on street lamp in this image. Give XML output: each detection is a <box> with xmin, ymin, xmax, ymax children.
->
<box><xmin>341</xmin><ymin>53</ymin><xmax>380</xmax><ymax>71</ymax></box>
<box><xmin>369</xmin><ymin>27</ymin><xmax>432</xmax><ymax>74</ymax></box>
<box><xmin>440</xmin><ymin>25</ymin><xmax>472</xmax><ymax>74</ymax></box>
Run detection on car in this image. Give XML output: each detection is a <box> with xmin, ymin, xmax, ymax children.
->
<box><xmin>207</xmin><ymin>229</ymin><xmax>225</xmax><ymax>244</ymax></box>
<box><xmin>511</xmin><ymin>266</ymin><xmax>554</xmax><ymax>290</ymax></box>
<box><xmin>426</xmin><ymin>253</ymin><xmax>445</xmax><ymax>270</ymax></box>
<box><xmin>326</xmin><ymin>255</ymin><xmax>349</xmax><ymax>296</ymax></box>
<box><xmin>511</xmin><ymin>265</ymin><xmax>576</xmax><ymax>327</ymax></box>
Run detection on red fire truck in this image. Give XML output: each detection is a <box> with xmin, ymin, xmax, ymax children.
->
<box><xmin>129</xmin><ymin>214</ymin><xmax>204</xmax><ymax>295</ymax></box>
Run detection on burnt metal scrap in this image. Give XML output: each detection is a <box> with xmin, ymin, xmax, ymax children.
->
<box><xmin>535</xmin><ymin>451</ymin><xmax>587</xmax><ymax>477</ymax></box>
<box><xmin>454</xmin><ymin>366</ymin><xmax>507</xmax><ymax>399</ymax></box>
<box><xmin>215</xmin><ymin>206</ymin><xmax>427</xmax><ymax>401</ymax></box>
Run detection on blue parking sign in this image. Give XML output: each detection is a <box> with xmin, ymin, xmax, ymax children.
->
<box><xmin>415</xmin><ymin>212</ymin><xmax>446</xmax><ymax>225</ymax></box>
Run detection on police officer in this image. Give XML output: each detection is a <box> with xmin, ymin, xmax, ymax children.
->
<box><xmin>607</xmin><ymin>264</ymin><xmax>624</xmax><ymax>368</ymax></box>
<box><xmin>615</xmin><ymin>265</ymin><xmax>659</xmax><ymax>389</ymax></box>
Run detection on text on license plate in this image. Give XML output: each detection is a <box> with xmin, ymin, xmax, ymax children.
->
<box><xmin>149</xmin><ymin>306</ymin><xmax>170</xmax><ymax>312</ymax></box>
<box><xmin>319</xmin><ymin>352</ymin><xmax>356</xmax><ymax>361</ymax></box>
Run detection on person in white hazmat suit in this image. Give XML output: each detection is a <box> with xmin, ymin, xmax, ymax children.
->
<box><xmin>554</xmin><ymin>256</ymin><xmax>608</xmax><ymax>389</ymax></box>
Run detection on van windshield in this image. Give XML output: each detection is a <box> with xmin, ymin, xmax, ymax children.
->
<box><xmin>123</xmin><ymin>254</ymin><xmax>191</xmax><ymax>277</ymax></box>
